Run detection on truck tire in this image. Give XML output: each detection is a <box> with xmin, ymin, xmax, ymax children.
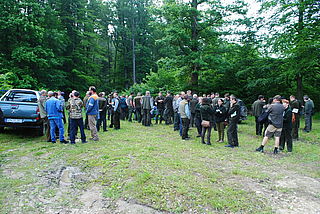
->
<box><xmin>0</xmin><ymin>127</ymin><xmax>4</xmax><ymax>133</ymax></box>
<box><xmin>37</xmin><ymin>123</ymin><xmax>45</xmax><ymax>136</ymax></box>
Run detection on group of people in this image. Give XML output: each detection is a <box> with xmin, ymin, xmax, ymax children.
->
<box><xmin>38</xmin><ymin>86</ymin><xmax>315</xmax><ymax>154</ymax></box>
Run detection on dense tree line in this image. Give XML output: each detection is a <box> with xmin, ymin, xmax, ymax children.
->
<box><xmin>0</xmin><ymin>0</ymin><xmax>319</xmax><ymax>108</ymax></box>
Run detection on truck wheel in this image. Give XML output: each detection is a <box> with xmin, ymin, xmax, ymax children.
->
<box><xmin>0</xmin><ymin>127</ymin><xmax>4</xmax><ymax>133</ymax></box>
<box><xmin>37</xmin><ymin>124</ymin><xmax>45</xmax><ymax>136</ymax></box>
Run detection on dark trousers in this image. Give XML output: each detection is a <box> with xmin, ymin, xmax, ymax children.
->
<box><xmin>128</xmin><ymin>106</ymin><xmax>134</xmax><ymax>122</ymax></box>
<box><xmin>109</xmin><ymin>112</ymin><xmax>114</xmax><ymax>128</ymax></box>
<box><xmin>142</xmin><ymin>109</ymin><xmax>151</xmax><ymax>126</ymax></box>
<box><xmin>280</xmin><ymin>128</ymin><xmax>292</xmax><ymax>152</ymax></box>
<box><xmin>195</xmin><ymin>117</ymin><xmax>202</xmax><ymax>135</ymax></box>
<box><xmin>84</xmin><ymin>114</ymin><xmax>89</xmax><ymax>129</ymax></box>
<box><xmin>44</xmin><ymin>117</ymin><xmax>51</xmax><ymax>141</ymax></box>
<box><xmin>155</xmin><ymin>109</ymin><xmax>164</xmax><ymax>124</ymax></box>
<box><xmin>97</xmin><ymin>111</ymin><xmax>107</xmax><ymax>131</ymax></box>
<box><xmin>113</xmin><ymin>111</ymin><xmax>120</xmax><ymax>129</ymax></box>
<box><xmin>216</xmin><ymin>122</ymin><xmax>225</xmax><ymax>141</ymax></box>
<box><xmin>292</xmin><ymin>114</ymin><xmax>300</xmax><ymax>139</ymax></box>
<box><xmin>190</xmin><ymin>113</ymin><xmax>196</xmax><ymax>127</ymax></box>
<box><xmin>120</xmin><ymin>107</ymin><xmax>128</xmax><ymax>120</ymax></box>
<box><xmin>135</xmin><ymin>107</ymin><xmax>142</xmax><ymax>123</ymax></box>
<box><xmin>163</xmin><ymin>108</ymin><xmax>173</xmax><ymax>125</ymax></box>
<box><xmin>304</xmin><ymin>113</ymin><xmax>312</xmax><ymax>132</ymax></box>
<box><xmin>70</xmin><ymin>118</ymin><xmax>86</xmax><ymax>143</ymax></box>
<box><xmin>173</xmin><ymin>112</ymin><xmax>180</xmax><ymax>130</ymax></box>
<box><xmin>227</xmin><ymin>121</ymin><xmax>238</xmax><ymax>146</ymax></box>
<box><xmin>181</xmin><ymin>118</ymin><xmax>190</xmax><ymax>139</ymax></box>
<box><xmin>201</xmin><ymin>125</ymin><xmax>212</xmax><ymax>143</ymax></box>
<box><xmin>255</xmin><ymin>116</ymin><xmax>263</xmax><ymax>135</ymax></box>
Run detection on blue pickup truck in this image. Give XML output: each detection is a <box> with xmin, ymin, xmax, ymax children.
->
<box><xmin>0</xmin><ymin>89</ymin><xmax>45</xmax><ymax>136</ymax></box>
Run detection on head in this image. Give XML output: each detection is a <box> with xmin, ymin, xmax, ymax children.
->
<box><xmin>57</xmin><ymin>91</ymin><xmax>62</xmax><ymax>96</ymax></box>
<box><xmin>137</xmin><ymin>92</ymin><xmax>141</xmax><ymax>96</ymax></box>
<box><xmin>53</xmin><ymin>92</ymin><xmax>58</xmax><ymax>98</ymax></box>
<box><xmin>303</xmin><ymin>95</ymin><xmax>309</xmax><ymax>102</ymax></box>
<box><xmin>187</xmin><ymin>90</ymin><xmax>192</xmax><ymax>96</ymax></box>
<box><xmin>166</xmin><ymin>91</ymin><xmax>171</xmax><ymax>96</ymax></box>
<box><xmin>290</xmin><ymin>95</ymin><xmax>295</xmax><ymax>102</ymax></box>
<box><xmin>282</xmin><ymin>99</ymin><xmax>289</xmax><ymax>109</ymax></box>
<box><xmin>146</xmin><ymin>91</ymin><xmax>150</xmax><ymax>96</ymax></box>
<box><xmin>99</xmin><ymin>92</ymin><xmax>105</xmax><ymax>97</ymax></box>
<box><xmin>210</xmin><ymin>93</ymin><xmax>215</xmax><ymax>99</ymax></box>
<box><xmin>258</xmin><ymin>95</ymin><xmax>264</xmax><ymax>100</ymax></box>
<box><xmin>218</xmin><ymin>98</ymin><xmax>224</xmax><ymax>106</ymax></box>
<box><xmin>48</xmin><ymin>91</ymin><xmax>54</xmax><ymax>97</ymax></box>
<box><xmin>113</xmin><ymin>92</ymin><xmax>118</xmax><ymax>97</ymax></box>
<box><xmin>224</xmin><ymin>93</ymin><xmax>230</xmax><ymax>100</ymax></box>
<box><xmin>231</xmin><ymin>96</ymin><xmax>237</xmax><ymax>104</ymax></box>
<box><xmin>273</xmin><ymin>95</ymin><xmax>282</xmax><ymax>103</ymax></box>
<box><xmin>215</xmin><ymin>93</ymin><xmax>220</xmax><ymax>98</ymax></box>
<box><xmin>180</xmin><ymin>91</ymin><xmax>185</xmax><ymax>97</ymax></box>
<box><xmin>89</xmin><ymin>86</ymin><xmax>97</xmax><ymax>94</ymax></box>
<box><xmin>158</xmin><ymin>92</ymin><xmax>162</xmax><ymax>96</ymax></box>
<box><xmin>202</xmin><ymin>98</ymin><xmax>210</xmax><ymax>105</ymax></box>
<box><xmin>130</xmin><ymin>92</ymin><xmax>134</xmax><ymax>96</ymax></box>
<box><xmin>193</xmin><ymin>94</ymin><xmax>198</xmax><ymax>99</ymax></box>
<box><xmin>40</xmin><ymin>90</ymin><xmax>47</xmax><ymax>96</ymax></box>
<box><xmin>73</xmin><ymin>91</ymin><xmax>80</xmax><ymax>98</ymax></box>
<box><xmin>86</xmin><ymin>91</ymin><xmax>91</xmax><ymax>97</ymax></box>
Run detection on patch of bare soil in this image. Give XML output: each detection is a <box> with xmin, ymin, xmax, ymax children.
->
<box><xmin>227</xmin><ymin>171</ymin><xmax>320</xmax><ymax>214</ymax></box>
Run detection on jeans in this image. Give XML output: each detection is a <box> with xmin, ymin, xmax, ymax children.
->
<box><xmin>155</xmin><ymin>108</ymin><xmax>164</xmax><ymax>124</ymax></box>
<box><xmin>70</xmin><ymin>118</ymin><xmax>86</xmax><ymax>143</ymax></box>
<box><xmin>97</xmin><ymin>111</ymin><xmax>107</xmax><ymax>131</ymax></box>
<box><xmin>49</xmin><ymin>118</ymin><xmax>65</xmax><ymax>142</ymax></box>
<box><xmin>173</xmin><ymin>112</ymin><xmax>180</xmax><ymax>131</ymax></box>
<box><xmin>201</xmin><ymin>125</ymin><xmax>212</xmax><ymax>143</ymax></box>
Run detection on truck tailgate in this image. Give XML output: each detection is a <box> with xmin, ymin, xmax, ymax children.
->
<box><xmin>0</xmin><ymin>101</ymin><xmax>38</xmax><ymax>121</ymax></box>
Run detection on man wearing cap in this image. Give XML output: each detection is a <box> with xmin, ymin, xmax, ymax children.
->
<box><xmin>303</xmin><ymin>95</ymin><xmax>314</xmax><ymax>133</ymax></box>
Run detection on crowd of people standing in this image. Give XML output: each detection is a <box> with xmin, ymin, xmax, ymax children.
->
<box><xmin>38</xmin><ymin>86</ymin><xmax>315</xmax><ymax>154</ymax></box>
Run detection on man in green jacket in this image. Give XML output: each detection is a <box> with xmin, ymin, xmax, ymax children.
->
<box><xmin>252</xmin><ymin>95</ymin><xmax>266</xmax><ymax>136</ymax></box>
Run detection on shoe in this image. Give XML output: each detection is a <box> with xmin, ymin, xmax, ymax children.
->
<box><xmin>201</xmin><ymin>141</ymin><xmax>206</xmax><ymax>144</ymax></box>
<box><xmin>206</xmin><ymin>142</ymin><xmax>212</xmax><ymax>145</ymax></box>
<box><xmin>60</xmin><ymin>140</ymin><xmax>69</xmax><ymax>144</ymax></box>
<box><xmin>47</xmin><ymin>140</ymin><xmax>52</xmax><ymax>142</ymax></box>
<box><xmin>216</xmin><ymin>139</ymin><xmax>220</xmax><ymax>142</ymax></box>
<box><xmin>103</xmin><ymin>130</ymin><xmax>108</xmax><ymax>132</ymax></box>
<box><xmin>196</xmin><ymin>135</ymin><xmax>201</xmax><ymax>138</ymax></box>
<box><xmin>70</xmin><ymin>142</ymin><xmax>76</xmax><ymax>144</ymax></box>
<box><xmin>52</xmin><ymin>141</ymin><xmax>56</xmax><ymax>144</ymax></box>
<box><xmin>225</xmin><ymin>145</ymin><xmax>234</xmax><ymax>148</ymax></box>
<box><xmin>82</xmin><ymin>141</ymin><xmax>89</xmax><ymax>144</ymax></box>
<box><xmin>89</xmin><ymin>138</ymin><xmax>99</xmax><ymax>141</ymax></box>
<box><xmin>219</xmin><ymin>140</ymin><xmax>224</xmax><ymax>143</ymax></box>
<box><xmin>273</xmin><ymin>147</ymin><xmax>279</xmax><ymax>154</ymax></box>
<box><xmin>256</xmin><ymin>146</ymin><xmax>264</xmax><ymax>152</ymax></box>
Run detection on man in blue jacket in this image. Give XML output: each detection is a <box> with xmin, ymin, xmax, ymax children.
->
<box><xmin>86</xmin><ymin>86</ymin><xmax>99</xmax><ymax>141</ymax></box>
<box><xmin>45</xmin><ymin>91</ymin><xmax>69</xmax><ymax>144</ymax></box>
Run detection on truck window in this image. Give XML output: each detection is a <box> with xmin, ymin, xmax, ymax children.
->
<box><xmin>3</xmin><ymin>91</ymin><xmax>38</xmax><ymax>103</ymax></box>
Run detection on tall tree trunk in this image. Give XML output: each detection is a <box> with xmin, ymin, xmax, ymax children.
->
<box><xmin>296</xmin><ymin>0</ymin><xmax>304</xmax><ymax>101</ymax></box>
<box><xmin>191</xmin><ymin>0</ymin><xmax>199</xmax><ymax>90</ymax></box>
<box><xmin>132</xmin><ymin>16</ymin><xmax>136</xmax><ymax>84</ymax></box>
<box><xmin>296</xmin><ymin>73</ymin><xmax>303</xmax><ymax>101</ymax></box>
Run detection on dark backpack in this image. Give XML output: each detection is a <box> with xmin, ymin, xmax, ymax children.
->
<box><xmin>258</xmin><ymin>110</ymin><xmax>269</xmax><ymax>124</ymax></box>
<box><xmin>119</xmin><ymin>98</ymin><xmax>128</xmax><ymax>109</ymax></box>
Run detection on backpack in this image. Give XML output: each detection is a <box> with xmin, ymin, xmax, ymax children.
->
<box><xmin>120</xmin><ymin>98</ymin><xmax>128</xmax><ymax>109</ymax></box>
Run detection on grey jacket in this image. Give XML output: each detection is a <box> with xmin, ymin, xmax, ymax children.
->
<box><xmin>267</xmin><ymin>102</ymin><xmax>285</xmax><ymax>128</ymax></box>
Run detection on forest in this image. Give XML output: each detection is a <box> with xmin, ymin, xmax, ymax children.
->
<box><xmin>0</xmin><ymin>0</ymin><xmax>319</xmax><ymax>107</ymax></box>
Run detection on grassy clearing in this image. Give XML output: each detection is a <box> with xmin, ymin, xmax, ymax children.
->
<box><xmin>0</xmin><ymin>115</ymin><xmax>319</xmax><ymax>213</ymax></box>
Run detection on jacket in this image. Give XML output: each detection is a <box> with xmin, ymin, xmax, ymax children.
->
<box><xmin>98</xmin><ymin>97</ymin><xmax>108</xmax><ymax>112</ymax></box>
<box><xmin>68</xmin><ymin>97</ymin><xmax>84</xmax><ymax>119</ymax></box>
<box><xmin>86</xmin><ymin>94</ymin><xmax>99</xmax><ymax>116</ymax></box>
<box><xmin>155</xmin><ymin>96</ymin><xmax>165</xmax><ymax>110</ymax></box>
<box><xmin>190</xmin><ymin>98</ymin><xmax>199</xmax><ymax>114</ymax></box>
<box><xmin>45</xmin><ymin>97</ymin><xmax>63</xmax><ymax>119</ymax></box>
<box><xmin>38</xmin><ymin>96</ymin><xmax>47</xmax><ymax>118</ymax></box>
<box><xmin>252</xmin><ymin>100</ymin><xmax>265</xmax><ymax>117</ymax></box>
<box><xmin>200</xmin><ymin>104</ymin><xmax>214</xmax><ymax>122</ymax></box>
<box><xmin>179</xmin><ymin>100</ymin><xmax>191</xmax><ymax>119</ymax></box>
<box><xmin>213</xmin><ymin>105</ymin><xmax>227</xmax><ymax>123</ymax></box>
<box><xmin>283</xmin><ymin>107</ymin><xmax>292</xmax><ymax>129</ymax></box>
<box><xmin>142</xmin><ymin>96</ymin><xmax>153</xmax><ymax>110</ymax></box>
<box><xmin>134</xmin><ymin>96</ymin><xmax>142</xmax><ymax>108</ymax></box>
<box><xmin>267</xmin><ymin>102</ymin><xmax>285</xmax><ymax>128</ymax></box>
<box><xmin>228</xmin><ymin>103</ymin><xmax>240</xmax><ymax>123</ymax></box>
<box><xmin>164</xmin><ymin>95</ymin><xmax>173</xmax><ymax>110</ymax></box>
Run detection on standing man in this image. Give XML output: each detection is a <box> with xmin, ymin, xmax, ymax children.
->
<box><xmin>155</xmin><ymin>92</ymin><xmax>165</xmax><ymax>124</ymax></box>
<box><xmin>224</xmin><ymin>93</ymin><xmax>231</xmax><ymax>112</ymax></box>
<box><xmin>38</xmin><ymin>90</ymin><xmax>50</xmax><ymax>142</ymax></box>
<box><xmin>45</xmin><ymin>91</ymin><xmax>68</xmax><ymax>144</ymax></box>
<box><xmin>303</xmin><ymin>95</ymin><xmax>314</xmax><ymax>133</ymax></box>
<box><xmin>68</xmin><ymin>91</ymin><xmax>87</xmax><ymax>144</ymax></box>
<box><xmin>83</xmin><ymin>91</ymin><xmax>91</xmax><ymax>130</ymax></box>
<box><xmin>127</xmin><ymin>92</ymin><xmax>134</xmax><ymax>122</ymax></box>
<box><xmin>252</xmin><ymin>95</ymin><xmax>266</xmax><ymax>136</ymax></box>
<box><xmin>86</xmin><ymin>86</ymin><xmax>99</xmax><ymax>141</ymax></box>
<box><xmin>290</xmin><ymin>95</ymin><xmax>302</xmax><ymax>139</ymax></box>
<box><xmin>173</xmin><ymin>94</ymin><xmax>180</xmax><ymax>131</ymax></box>
<box><xmin>280</xmin><ymin>99</ymin><xmax>293</xmax><ymax>152</ymax></box>
<box><xmin>133</xmin><ymin>93</ymin><xmax>142</xmax><ymax>123</ymax></box>
<box><xmin>225</xmin><ymin>96</ymin><xmax>240</xmax><ymax>148</ymax></box>
<box><xmin>179</xmin><ymin>95</ymin><xmax>191</xmax><ymax>140</ymax></box>
<box><xmin>112</xmin><ymin>92</ymin><xmax>121</xmax><ymax>129</ymax></box>
<box><xmin>97</xmin><ymin>92</ymin><xmax>108</xmax><ymax>132</ymax></box>
<box><xmin>256</xmin><ymin>95</ymin><xmax>285</xmax><ymax>154</ymax></box>
<box><xmin>57</xmin><ymin>91</ymin><xmax>66</xmax><ymax>124</ymax></box>
<box><xmin>163</xmin><ymin>91</ymin><xmax>174</xmax><ymax>125</ymax></box>
<box><xmin>189</xmin><ymin>94</ymin><xmax>198</xmax><ymax>127</ymax></box>
<box><xmin>141</xmin><ymin>91</ymin><xmax>153</xmax><ymax>126</ymax></box>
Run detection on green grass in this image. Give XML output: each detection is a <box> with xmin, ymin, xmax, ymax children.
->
<box><xmin>0</xmin><ymin>116</ymin><xmax>319</xmax><ymax>213</ymax></box>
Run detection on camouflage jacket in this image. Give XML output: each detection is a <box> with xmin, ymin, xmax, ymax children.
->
<box><xmin>67</xmin><ymin>98</ymin><xmax>84</xmax><ymax>119</ymax></box>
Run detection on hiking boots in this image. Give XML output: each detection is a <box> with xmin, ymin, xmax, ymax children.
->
<box><xmin>256</xmin><ymin>145</ymin><xmax>264</xmax><ymax>153</ymax></box>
